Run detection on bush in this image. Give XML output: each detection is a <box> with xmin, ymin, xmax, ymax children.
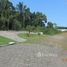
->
<box><xmin>43</xmin><ymin>27</ymin><xmax>60</xmax><ymax>35</ymax></box>
<box><xmin>26</xmin><ymin>25</ymin><xmax>35</xmax><ymax>32</ymax></box>
<box><xmin>35</xmin><ymin>26</ymin><xmax>45</xmax><ymax>32</ymax></box>
<box><xmin>26</xmin><ymin>25</ymin><xmax>35</xmax><ymax>36</ymax></box>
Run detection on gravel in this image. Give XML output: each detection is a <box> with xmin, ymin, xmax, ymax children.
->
<box><xmin>0</xmin><ymin>31</ymin><xmax>26</xmax><ymax>42</ymax></box>
<box><xmin>0</xmin><ymin>44</ymin><xmax>67</xmax><ymax>67</ymax></box>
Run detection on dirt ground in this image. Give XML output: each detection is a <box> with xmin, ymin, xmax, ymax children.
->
<box><xmin>0</xmin><ymin>44</ymin><xmax>67</xmax><ymax>67</ymax></box>
<box><xmin>0</xmin><ymin>31</ymin><xmax>67</xmax><ymax>49</ymax></box>
<box><xmin>43</xmin><ymin>32</ymin><xmax>67</xmax><ymax>50</ymax></box>
<box><xmin>0</xmin><ymin>31</ymin><xmax>26</xmax><ymax>42</ymax></box>
<box><xmin>0</xmin><ymin>31</ymin><xmax>67</xmax><ymax>67</ymax></box>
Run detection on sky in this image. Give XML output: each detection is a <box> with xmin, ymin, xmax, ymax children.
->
<box><xmin>10</xmin><ymin>0</ymin><xmax>67</xmax><ymax>27</ymax></box>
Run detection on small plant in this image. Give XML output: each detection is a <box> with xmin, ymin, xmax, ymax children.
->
<box><xmin>26</xmin><ymin>25</ymin><xmax>35</xmax><ymax>36</ymax></box>
<box><xmin>38</xmin><ymin>32</ymin><xmax>41</xmax><ymax>35</ymax></box>
<box><xmin>43</xmin><ymin>27</ymin><xmax>60</xmax><ymax>35</ymax></box>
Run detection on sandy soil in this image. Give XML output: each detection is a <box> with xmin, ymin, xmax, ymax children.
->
<box><xmin>0</xmin><ymin>44</ymin><xmax>67</xmax><ymax>67</ymax></box>
<box><xmin>0</xmin><ymin>31</ymin><xmax>26</xmax><ymax>42</ymax></box>
<box><xmin>0</xmin><ymin>31</ymin><xmax>67</xmax><ymax>67</ymax></box>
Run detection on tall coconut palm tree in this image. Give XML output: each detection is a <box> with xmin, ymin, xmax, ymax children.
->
<box><xmin>0</xmin><ymin>0</ymin><xmax>14</xmax><ymax>30</ymax></box>
<box><xmin>17</xmin><ymin>2</ymin><xmax>26</xmax><ymax>29</ymax></box>
<box><xmin>25</xmin><ymin>8</ymin><xmax>31</xmax><ymax>26</ymax></box>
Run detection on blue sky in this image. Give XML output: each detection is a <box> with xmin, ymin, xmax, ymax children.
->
<box><xmin>10</xmin><ymin>0</ymin><xmax>67</xmax><ymax>27</ymax></box>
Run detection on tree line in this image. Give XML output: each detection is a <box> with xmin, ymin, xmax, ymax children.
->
<box><xmin>0</xmin><ymin>0</ymin><xmax>59</xmax><ymax>34</ymax></box>
<box><xmin>0</xmin><ymin>0</ymin><xmax>47</xmax><ymax>30</ymax></box>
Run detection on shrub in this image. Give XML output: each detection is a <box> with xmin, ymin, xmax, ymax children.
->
<box><xmin>43</xmin><ymin>27</ymin><xmax>60</xmax><ymax>35</ymax></box>
<box><xmin>35</xmin><ymin>26</ymin><xmax>45</xmax><ymax>32</ymax></box>
<box><xmin>26</xmin><ymin>25</ymin><xmax>35</xmax><ymax>36</ymax></box>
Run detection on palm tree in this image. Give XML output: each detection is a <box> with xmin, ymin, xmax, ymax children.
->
<box><xmin>25</xmin><ymin>8</ymin><xmax>31</xmax><ymax>27</ymax></box>
<box><xmin>17</xmin><ymin>2</ymin><xmax>26</xmax><ymax>29</ymax></box>
<box><xmin>0</xmin><ymin>0</ymin><xmax>14</xmax><ymax>30</ymax></box>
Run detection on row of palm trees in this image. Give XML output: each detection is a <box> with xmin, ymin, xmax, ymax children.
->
<box><xmin>0</xmin><ymin>0</ymin><xmax>47</xmax><ymax>30</ymax></box>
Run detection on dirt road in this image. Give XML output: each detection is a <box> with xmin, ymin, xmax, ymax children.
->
<box><xmin>0</xmin><ymin>44</ymin><xmax>67</xmax><ymax>67</ymax></box>
<box><xmin>0</xmin><ymin>31</ymin><xmax>67</xmax><ymax>67</ymax></box>
<box><xmin>0</xmin><ymin>31</ymin><xmax>26</xmax><ymax>42</ymax></box>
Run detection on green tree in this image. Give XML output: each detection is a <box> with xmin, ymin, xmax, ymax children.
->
<box><xmin>17</xmin><ymin>2</ymin><xmax>26</xmax><ymax>29</ymax></box>
<box><xmin>0</xmin><ymin>0</ymin><xmax>15</xmax><ymax>30</ymax></box>
<box><xmin>47</xmin><ymin>22</ymin><xmax>53</xmax><ymax>28</ymax></box>
<box><xmin>24</xmin><ymin>8</ymin><xmax>31</xmax><ymax>28</ymax></box>
<box><xmin>26</xmin><ymin>25</ymin><xmax>35</xmax><ymax>36</ymax></box>
<box><xmin>0</xmin><ymin>1</ymin><xmax>48</xmax><ymax>31</ymax></box>
<box><xmin>31</xmin><ymin>12</ymin><xmax>47</xmax><ymax>27</ymax></box>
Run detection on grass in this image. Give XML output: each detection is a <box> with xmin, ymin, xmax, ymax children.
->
<box><xmin>0</xmin><ymin>36</ymin><xmax>14</xmax><ymax>45</ymax></box>
<box><xmin>18</xmin><ymin>32</ymin><xmax>67</xmax><ymax>50</ymax></box>
<box><xmin>18</xmin><ymin>33</ymin><xmax>48</xmax><ymax>44</ymax></box>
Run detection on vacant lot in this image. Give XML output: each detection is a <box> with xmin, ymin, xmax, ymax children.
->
<box><xmin>0</xmin><ymin>44</ymin><xmax>67</xmax><ymax>67</ymax></box>
<box><xmin>44</xmin><ymin>32</ymin><xmax>67</xmax><ymax>50</ymax></box>
<box><xmin>0</xmin><ymin>31</ymin><xmax>67</xmax><ymax>49</ymax></box>
<box><xmin>0</xmin><ymin>31</ymin><xmax>67</xmax><ymax>67</ymax></box>
<box><xmin>18</xmin><ymin>32</ymin><xmax>67</xmax><ymax>49</ymax></box>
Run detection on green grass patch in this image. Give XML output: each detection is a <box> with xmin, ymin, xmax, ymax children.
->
<box><xmin>0</xmin><ymin>36</ymin><xmax>14</xmax><ymax>45</ymax></box>
<box><xmin>18</xmin><ymin>32</ymin><xmax>67</xmax><ymax>50</ymax></box>
<box><xmin>18</xmin><ymin>33</ymin><xmax>47</xmax><ymax>44</ymax></box>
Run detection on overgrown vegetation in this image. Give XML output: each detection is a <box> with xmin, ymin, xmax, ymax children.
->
<box><xmin>18</xmin><ymin>32</ymin><xmax>67</xmax><ymax>49</ymax></box>
<box><xmin>0</xmin><ymin>0</ymin><xmax>47</xmax><ymax>30</ymax></box>
<box><xmin>43</xmin><ymin>22</ymin><xmax>60</xmax><ymax>35</ymax></box>
<box><xmin>18</xmin><ymin>33</ymin><xmax>47</xmax><ymax>43</ymax></box>
<box><xmin>0</xmin><ymin>0</ymin><xmax>59</xmax><ymax>35</ymax></box>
